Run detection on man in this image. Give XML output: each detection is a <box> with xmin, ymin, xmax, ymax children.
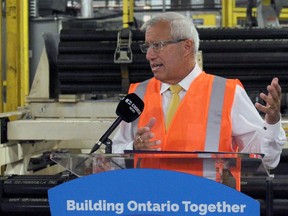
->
<box><xmin>112</xmin><ymin>12</ymin><xmax>286</xmax><ymax>170</ymax></box>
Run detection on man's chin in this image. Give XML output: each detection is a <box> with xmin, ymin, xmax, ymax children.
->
<box><xmin>153</xmin><ymin>73</ymin><xmax>160</xmax><ymax>80</ymax></box>
<box><xmin>153</xmin><ymin>74</ymin><xmax>166</xmax><ymax>83</ymax></box>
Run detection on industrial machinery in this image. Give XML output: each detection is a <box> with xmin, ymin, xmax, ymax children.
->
<box><xmin>256</xmin><ymin>0</ymin><xmax>288</xmax><ymax>27</ymax></box>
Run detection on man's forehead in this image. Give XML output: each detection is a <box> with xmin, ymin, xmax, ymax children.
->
<box><xmin>145</xmin><ymin>23</ymin><xmax>171</xmax><ymax>40</ymax></box>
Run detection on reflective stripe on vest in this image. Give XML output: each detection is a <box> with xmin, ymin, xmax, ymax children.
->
<box><xmin>205</xmin><ymin>76</ymin><xmax>226</xmax><ymax>152</ymax></box>
<box><xmin>203</xmin><ymin>76</ymin><xmax>226</xmax><ymax>181</ymax></box>
<box><xmin>131</xmin><ymin>79</ymin><xmax>151</xmax><ymax>135</ymax></box>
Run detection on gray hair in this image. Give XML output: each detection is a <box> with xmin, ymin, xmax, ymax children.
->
<box><xmin>141</xmin><ymin>12</ymin><xmax>199</xmax><ymax>55</ymax></box>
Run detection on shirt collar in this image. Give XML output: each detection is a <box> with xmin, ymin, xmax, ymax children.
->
<box><xmin>160</xmin><ymin>62</ymin><xmax>202</xmax><ymax>94</ymax></box>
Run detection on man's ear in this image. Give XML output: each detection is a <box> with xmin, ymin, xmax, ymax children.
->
<box><xmin>183</xmin><ymin>39</ymin><xmax>194</xmax><ymax>56</ymax></box>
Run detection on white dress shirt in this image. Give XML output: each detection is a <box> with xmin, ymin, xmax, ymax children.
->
<box><xmin>112</xmin><ymin>63</ymin><xmax>286</xmax><ymax>169</ymax></box>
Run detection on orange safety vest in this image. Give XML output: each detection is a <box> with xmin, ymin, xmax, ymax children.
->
<box><xmin>129</xmin><ymin>72</ymin><xmax>243</xmax><ymax>190</ymax></box>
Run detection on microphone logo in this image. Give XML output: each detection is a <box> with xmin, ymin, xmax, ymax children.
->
<box><xmin>117</xmin><ymin>93</ymin><xmax>144</xmax><ymax>123</ymax></box>
<box><xmin>125</xmin><ymin>98</ymin><xmax>132</xmax><ymax>105</ymax></box>
<box><xmin>125</xmin><ymin>98</ymin><xmax>142</xmax><ymax>115</ymax></box>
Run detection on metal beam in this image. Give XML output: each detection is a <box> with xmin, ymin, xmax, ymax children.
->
<box><xmin>221</xmin><ymin>0</ymin><xmax>235</xmax><ymax>27</ymax></box>
<box><xmin>123</xmin><ymin>0</ymin><xmax>134</xmax><ymax>28</ymax></box>
<box><xmin>0</xmin><ymin>1</ymin><xmax>3</xmax><ymax>113</ymax></box>
<box><xmin>6</xmin><ymin>0</ymin><xmax>29</xmax><ymax>112</ymax></box>
<box><xmin>19</xmin><ymin>0</ymin><xmax>29</xmax><ymax>107</ymax></box>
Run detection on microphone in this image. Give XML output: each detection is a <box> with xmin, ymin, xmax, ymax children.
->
<box><xmin>90</xmin><ymin>93</ymin><xmax>144</xmax><ymax>154</ymax></box>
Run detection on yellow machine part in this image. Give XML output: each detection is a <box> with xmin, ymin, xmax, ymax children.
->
<box><xmin>4</xmin><ymin>0</ymin><xmax>29</xmax><ymax>113</ymax></box>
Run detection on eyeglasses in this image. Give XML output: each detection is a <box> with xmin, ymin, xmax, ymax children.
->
<box><xmin>140</xmin><ymin>39</ymin><xmax>187</xmax><ymax>53</ymax></box>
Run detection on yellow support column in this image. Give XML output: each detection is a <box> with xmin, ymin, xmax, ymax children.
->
<box><xmin>123</xmin><ymin>0</ymin><xmax>129</xmax><ymax>28</ymax></box>
<box><xmin>222</xmin><ymin>0</ymin><xmax>235</xmax><ymax>27</ymax></box>
<box><xmin>0</xmin><ymin>0</ymin><xmax>3</xmax><ymax>112</ymax></box>
<box><xmin>228</xmin><ymin>0</ymin><xmax>235</xmax><ymax>27</ymax></box>
<box><xmin>129</xmin><ymin>0</ymin><xmax>134</xmax><ymax>25</ymax></box>
<box><xmin>6</xmin><ymin>0</ymin><xmax>18</xmax><ymax>112</ymax></box>
<box><xmin>123</xmin><ymin>0</ymin><xmax>134</xmax><ymax>28</ymax></box>
<box><xmin>6</xmin><ymin>0</ymin><xmax>29</xmax><ymax>112</ymax></box>
<box><xmin>19</xmin><ymin>0</ymin><xmax>29</xmax><ymax>107</ymax></box>
<box><xmin>221</xmin><ymin>0</ymin><xmax>227</xmax><ymax>27</ymax></box>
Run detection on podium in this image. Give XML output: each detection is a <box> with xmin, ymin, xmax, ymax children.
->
<box><xmin>48</xmin><ymin>151</ymin><xmax>269</xmax><ymax>215</ymax></box>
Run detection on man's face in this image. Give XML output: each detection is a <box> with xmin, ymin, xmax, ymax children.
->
<box><xmin>145</xmin><ymin>21</ymin><xmax>188</xmax><ymax>84</ymax></box>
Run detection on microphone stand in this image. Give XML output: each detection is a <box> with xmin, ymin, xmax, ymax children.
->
<box><xmin>90</xmin><ymin>137</ymin><xmax>113</xmax><ymax>154</ymax></box>
<box><xmin>90</xmin><ymin>117</ymin><xmax>122</xmax><ymax>154</ymax></box>
<box><xmin>93</xmin><ymin>138</ymin><xmax>125</xmax><ymax>170</ymax></box>
<box><xmin>104</xmin><ymin>138</ymin><xmax>113</xmax><ymax>154</ymax></box>
<box><xmin>74</xmin><ymin>139</ymin><xmax>112</xmax><ymax>172</ymax></box>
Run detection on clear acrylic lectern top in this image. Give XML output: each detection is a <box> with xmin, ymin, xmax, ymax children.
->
<box><xmin>50</xmin><ymin>151</ymin><xmax>269</xmax><ymax>190</ymax></box>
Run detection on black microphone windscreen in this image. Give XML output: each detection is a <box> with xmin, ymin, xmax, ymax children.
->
<box><xmin>116</xmin><ymin>93</ymin><xmax>144</xmax><ymax>122</ymax></box>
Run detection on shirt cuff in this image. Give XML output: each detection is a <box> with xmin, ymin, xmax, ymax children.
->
<box><xmin>263</xmin><ymin>119</ymin><xmax>283</xmax><ymax>139</ymax></box>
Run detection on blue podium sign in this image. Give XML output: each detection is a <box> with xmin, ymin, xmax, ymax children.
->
<box><xmin>48</xmin><ymin>169</ymin><xmax>259</xmax><ymax>215</ymax></box>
